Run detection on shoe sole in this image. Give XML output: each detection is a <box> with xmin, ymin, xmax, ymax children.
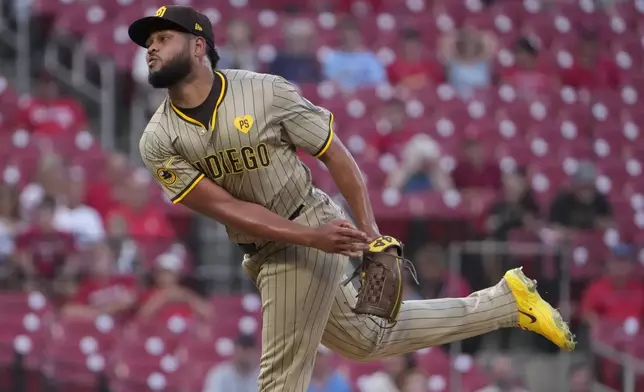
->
<box><xmin>508</xmin><ymin>268</ymin><xmax>576</xmax><ymax>352</ymax></box>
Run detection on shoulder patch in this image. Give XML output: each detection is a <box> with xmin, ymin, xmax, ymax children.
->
<box><xmin>156</xmin><ymin>167</ymin><xmax>177</xmax><ymax>185</ymax></box>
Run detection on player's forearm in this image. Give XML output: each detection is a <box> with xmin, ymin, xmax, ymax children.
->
<box><xmin>320</xmin><ymin>141</ymin><xmax>379</xmax><ymax>239</ymax></box>
<box><xmin>201</xmin><ymin>200</ymin><xmax>316</xmax><ymax>246</ymax></box>
<box><xmin>179</xmin><ymin>182</ymin><xmax>316</xmax><ymax>246</ymax></box>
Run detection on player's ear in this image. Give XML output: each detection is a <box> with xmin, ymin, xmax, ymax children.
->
<box><xmin>193</xmin><ymin>36</ymin><xmax>207</xmax><ymax>59</ymax></box>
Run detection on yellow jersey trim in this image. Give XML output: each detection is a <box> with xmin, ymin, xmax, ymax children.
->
<box><xmin>314</xmin><ymin>113</ymin><xmax>334</xmax><ymax>158</ymax></box>
<box><xmin>169</xmin><ymin>71</ymin><xmax>227</xmax><ymax>132</ymax></box>
<box><xmin>210</xmin><ymin>71</ymin><xmax>227</xmax><ymax>130</ymax></box>
<box><xmin>172</xmin><ymin>173</ymin><xmax>205</xmax><ymax>204</ymax></box>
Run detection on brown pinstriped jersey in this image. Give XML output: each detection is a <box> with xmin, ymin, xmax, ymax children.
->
<box><xmin>139</xmin><ymin>69</ymin><xmax>334</xmax><ymax>244</ymax></box>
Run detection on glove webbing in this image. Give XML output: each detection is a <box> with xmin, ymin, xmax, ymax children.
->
<box><xmin>341</xmin><ymin>251</ymin><xmax>420</xmax><ymax>330</ymax></box>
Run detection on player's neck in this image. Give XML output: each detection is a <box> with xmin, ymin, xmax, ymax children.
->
<box><xmin>167</xmin><ymin>69</ymin><xmax>215</xmax><ymax>109</ymax></box>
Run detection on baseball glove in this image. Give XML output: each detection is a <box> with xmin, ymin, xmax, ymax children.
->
<box><xmin>342</xmin><ymin>235</ymin><xmax>419</xmax><ymax>325</ymax></box>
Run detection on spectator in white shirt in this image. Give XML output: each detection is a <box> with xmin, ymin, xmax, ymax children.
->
<box><xmin>54</xmin><ymin>176</ymin><xmax>105</xmax><ymax>248</ymax></box>
<box><xmin>202</xmin><ymin>334</ymin><xmax>260</xmax><ymax>392</ymax></box>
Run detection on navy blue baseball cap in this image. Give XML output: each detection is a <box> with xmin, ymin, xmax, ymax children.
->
<box><xmin>128</xmin><ymin>5</ymin><xmax>216</xmax><ymax>64</ymax></box>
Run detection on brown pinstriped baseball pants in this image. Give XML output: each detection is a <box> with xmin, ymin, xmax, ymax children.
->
<box><xmin>242</xmin><ymin>245</ymin><xmax>518</xmax><ymax>392</ymax></box>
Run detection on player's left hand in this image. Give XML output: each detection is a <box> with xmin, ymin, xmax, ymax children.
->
<box><xmin>306</xmin><ymin>220</ymin><xmax>369</xmax><ymax>257</ymax></box>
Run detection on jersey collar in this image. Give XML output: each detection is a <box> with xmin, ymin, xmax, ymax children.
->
<box><xmin>169</xmin><ymin>70</ymin><xmax>227</xmax><ymax>131</ymax></box>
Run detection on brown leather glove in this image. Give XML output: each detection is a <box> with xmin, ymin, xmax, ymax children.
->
<box><xmin>342</xmin><ymin>236</ymin><xmax>419</xmax><ymax>324</ymax></box>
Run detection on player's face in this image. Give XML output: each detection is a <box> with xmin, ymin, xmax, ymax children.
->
<box><xmin>146</xmin><ymin>30</ymin><xmax>194</xmax><ymax>88</ymax></box>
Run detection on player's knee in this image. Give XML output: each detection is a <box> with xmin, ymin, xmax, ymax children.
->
<box><xmin>334</xmin><ymin>342</ymin><xmax>380</xmax><ymax>362</ymax></box>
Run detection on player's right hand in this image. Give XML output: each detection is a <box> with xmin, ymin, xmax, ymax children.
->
<box><xmin>307</xmin><ymin>220</ymin><xmax>369</xmax><ymax>257</ymax></box>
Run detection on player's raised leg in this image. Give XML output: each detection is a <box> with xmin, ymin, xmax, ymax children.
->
<box><xmin>321</xmin><ymin>266</ymin><xmax>575</xmax><ymax>361</ymax></box>
<box><xmin>243</xmin><ymin>245</ymin><xmax>348</xmax><ymax>392</ymax></box>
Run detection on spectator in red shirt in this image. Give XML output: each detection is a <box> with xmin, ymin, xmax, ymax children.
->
<box><xmin>137</xmin><ymin>253</ymin><xmax>211</xmax><ymax>322</ymax></box>
<box><xmin>501</xmin><ymin>37</ymin><xmax>559</xmax><ymax>99</ymax></box>
<box><xmin>561</xmin><ymin>30</ymin><xmax>621</xmax><ymax>90</ymax></box>
<box><xmin>14</xmin><ymin>196</ymin><xmax>79</xmax><ymax>290</ymax></box>
<box><xmin>452</xmin><ymin>138</ymin><xmax>502</xmax><ymax>192</ymax></box>
<box><xmin>86</xmin><ymin>152</ymin><xmax>129</xmax><ymax>218</ymax></box>
<box><xmin>16</xmin><ymin>72</ymin><xmax>86</xmax><ymax>134</ymax></box>
<box><xmin>371</xmin><ymin>99</ymin><xmax>415</xmax><ymax>157</ymax></box>
<box><xmin>106</xmin><ymin>172</ymin><xmax>174</xmax><ymax>242</ymax></box>
<box><xmin>581</xmin><ymin>244</ymin><xmax>644</xmax><ymax>326</ymax></box>
<box><xmin>387</xmin><ymin>29</ymin><xmax>444</xmax><ymax>91</ymax></box>
<box><xmin>61</xmin><ymin>243</ymin><xmax>137</xmax><ymax>321</ymax></box>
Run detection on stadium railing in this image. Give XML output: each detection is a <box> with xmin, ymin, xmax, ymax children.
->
<box><xmin>448</xmin><ymin>240</ymin><xmax>644</xmax><ymax>392</ymax></box>
<box><xmin>0</xmin><ymin>4</ymin><xmax>118</xmax><ymax>150</ymax></box>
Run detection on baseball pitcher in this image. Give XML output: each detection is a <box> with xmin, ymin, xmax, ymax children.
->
<box><xmin>129</xmin><ymin>6</ymin><xmax>575</xmax><ymax>392</ymax></box>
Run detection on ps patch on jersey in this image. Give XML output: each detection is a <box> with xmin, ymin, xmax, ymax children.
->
<box><xmin>234</xmin><ymin>115</ymin><xmax>254</xmax><ymax>134</ymax></box>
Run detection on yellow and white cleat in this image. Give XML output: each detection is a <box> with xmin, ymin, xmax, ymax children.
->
<box><xmin>504</xmin><ymin>267</ymin><xmax>576</xmax><ymax>351</ymax></box>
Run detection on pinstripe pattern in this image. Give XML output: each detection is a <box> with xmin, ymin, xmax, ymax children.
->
<box><xmin>140</xmin><ymin>69</ymin><xmax>519</xmax><ymax>392</ymax></box>
<box><xmin>139</xmin><ymin>70</ymin><xmax>333</xmax><ymax>245</ymax></box>
<box><xmin>242</xmin><ymin>189</ymin><xmax>518</xmax><ymax>392</ymax></box>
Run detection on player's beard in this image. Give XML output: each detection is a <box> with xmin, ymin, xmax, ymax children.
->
<box><xmin>148</xmin><ymin>49</ymin><xmax>193</xmax><ymax>89</ymax></box>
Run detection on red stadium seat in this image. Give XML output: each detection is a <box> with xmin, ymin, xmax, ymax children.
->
<box><xmin>52</xmin><ymin>3</ymin><xmax>115</xmax><ymax>37</ymax></box>
<box><xmin>11</xmin><ymin>1</ymin><xmax>644</xmax><ymax>387</ymax></box>
<box><xmin>415</xmin><ymin>347</ymin><xmax>450</xmax><ymax>371</ymax></box>
<box><xmin>566</xmin><ymin>231</ymin><xmax>609</xmax><ymax>279</ymax></box>
<box><xmin>175</xmin><ymin>334</ymin><xmax>233</xmax><ymax>367</ymax></box>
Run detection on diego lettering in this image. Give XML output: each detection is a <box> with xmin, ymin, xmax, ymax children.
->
<box><xmin>196</xmin><ymin>144</ymin><xmax>271</xmax><ymax>179</ymax></box>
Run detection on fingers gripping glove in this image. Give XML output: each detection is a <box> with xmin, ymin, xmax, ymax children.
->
<box><xmin>342</xmin><ymin>236</ymin><xmax>419</xmax><ymax>326</ymax></box>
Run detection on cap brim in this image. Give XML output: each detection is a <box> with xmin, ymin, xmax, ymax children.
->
<box><xmin>128</xmin><ymin>16</ymin><xmax>191</xmax><ymax>48</ymax></box>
